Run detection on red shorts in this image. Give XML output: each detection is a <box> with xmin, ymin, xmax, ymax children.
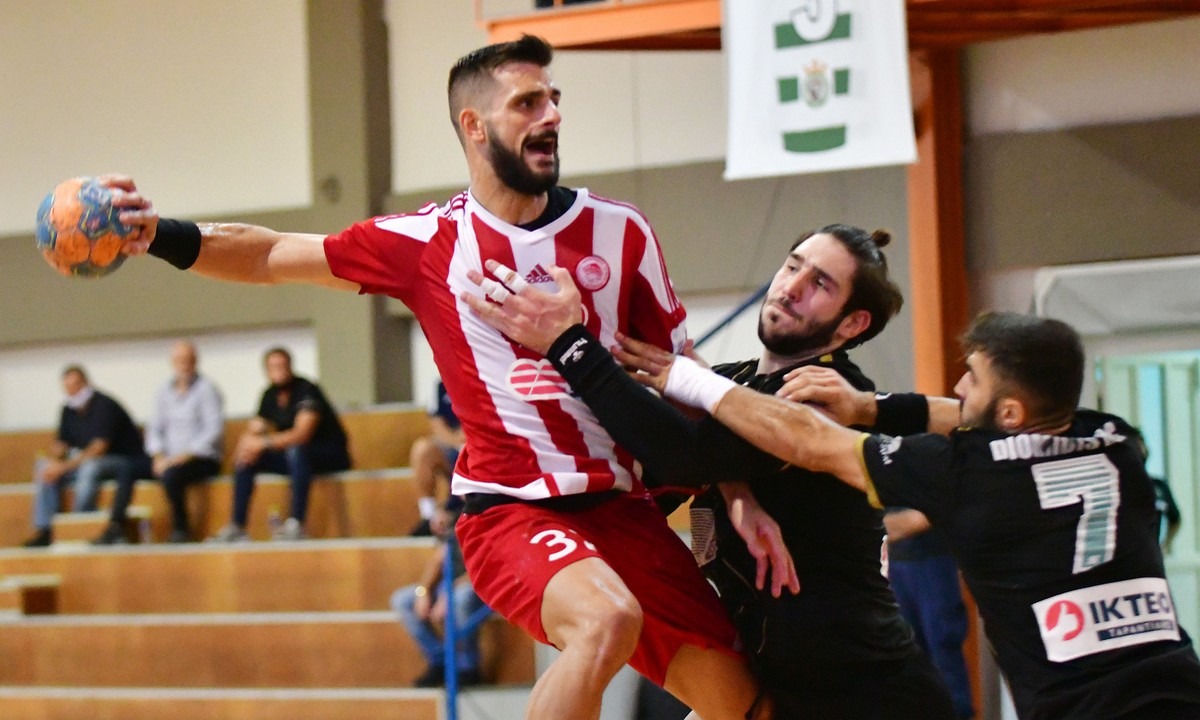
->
<box><xmin>456</xmin><ymin>491</ymin><xmax>740</xmax><ymax>685</ymax></box>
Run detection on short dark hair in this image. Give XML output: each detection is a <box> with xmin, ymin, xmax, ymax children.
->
<box><xmin>791</xmin><ymin>224</ymin><xmax>903</xmax><ymax>349</ymax></box>
<box><xmin>447</xmin><ymin>35</ymin><xmax>554</xmax><ymax>137</ymax></box>
<box><xmin>961</xmin><ymin>312</ymin><xmax>1084</xmax><ymax>423</ymax></box>
<box><xmin>62</xmin><ymin>365</ymin><xmax>88</xmax><ymax>382</ymax></box>
<box><xmin>263</xmin><ymin>347</ymin><xmax>292</xmax><ymax>366</ymax></box>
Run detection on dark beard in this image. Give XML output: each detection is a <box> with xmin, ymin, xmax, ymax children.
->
<box><xmin>488</xmin><ymin>132</ymin><xmax>559</xmax><ymax>196</ymax></box>
<box><xmin>968</xmin><ymin>396</ymin><xmax>1001</xmax><ymax>431</ymax></box>
<box><xmin>757</xmin><ymin>303</ymin><xmax>846</xmax><ymax>357</ymax></box>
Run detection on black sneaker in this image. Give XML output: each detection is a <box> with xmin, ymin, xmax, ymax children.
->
<box><xmin>413</xmin><ymin>664</ymin><xmax>445</xmax><ymax>688</ymax></box>
<box><xmin>166</xmin><ymin>528</ymin><xmax>192</xmax><ymax>544</ymax></box>
<box><xmin>21</xmin><ymin>529</ymin><xmax>51</xmax><ymax>548</ymax></box>
<box><xmin>409</xmin><ymin>518</ymin><xmax>433</xmax><ymax>537</ymax></box>
<box><xmin>91</xmin><ymin>523</ymin><xmax>129</xmax><ymax>546</ymax></box>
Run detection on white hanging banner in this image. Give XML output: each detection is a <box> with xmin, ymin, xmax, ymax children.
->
<box><xmin>724</xmin><ymin>0</ymin><xmax>916</xmax><ymax>180</ymax></box>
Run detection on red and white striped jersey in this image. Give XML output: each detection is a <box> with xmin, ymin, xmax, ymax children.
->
<box><xmin>325</xmin><ymin>188</ymin><xmax>687</xmax><ymax>500</ymax></box>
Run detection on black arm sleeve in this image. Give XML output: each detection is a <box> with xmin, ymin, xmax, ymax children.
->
<box><xmin>546</xmin><ymin>325</ymin><xmax>786</xmax><ymax>488</ymax></box>
<box><xmin>872</xmin><ymin>392</ymin><xmax>930</xmax><ymax>436</ymax></box>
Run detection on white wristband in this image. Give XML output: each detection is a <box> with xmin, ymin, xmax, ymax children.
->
<box><xmin>663</xmin><ymin>356</ymin><xmax>738</xmax><ymax>414</ymax></box>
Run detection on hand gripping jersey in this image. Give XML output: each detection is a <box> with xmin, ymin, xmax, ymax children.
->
<box><xmin>324</xmin><ymin>188</ymin><xmax>686</xmax><ymax>500</ymax></box>
<box><xmin>861</xmin><ymin>410</ymin><xmax>1200</xmax><ymax>720</ymax></box>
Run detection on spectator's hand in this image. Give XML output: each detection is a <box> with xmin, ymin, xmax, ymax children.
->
<box><xmin>233</xmin><ymin>433</ymin><xmax>266</xmax><ymax>467</ymax></box>
<box><xmin>414</xmin><ymin>588</ymin><xmax>433</xmax><ymax>621</ymax></box>
<box><xmin>98</xmin><ymin>174</ymin><xmax>158</xmax><ymax>256</ymax></box>
<box><xmin>610</xmin><ymin>332</ymin><xmax>676</xmax><ymax>395</ymax></box>
<box><xmin>152</xmin><ymin>454</ymin><xmax>185</xmax><ymax>478</ymax></box>
<box><xmin>777</xmin><ymin>366</ymin><xmax>875</xmax><ymax>427</ymax></box>
<box><xmin>39</xmin><ymin>459</ymin><xmax>68</xmax><ymax>484</ymax></box>
<box><xmin>721</xmin><ymin>482</ymin><xmax>801</xmax><ymax>597</ymax></box>
<box><xmin>461</xmin><ymin>260</ymin><xmax>583</xmax><ymax>355</ymax></box>
<box><xmin>430</xmin><ymin>592</ymin><xmax>449</xmax><ymax>624</ymax></box>
<box><xmin>429</xmin><ymin>507</ymin><xmax>453</xmax><ymax>537</ymax></box>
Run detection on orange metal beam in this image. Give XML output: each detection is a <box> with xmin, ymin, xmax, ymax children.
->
<box><xmin>483</xmin><ymin>0</ymin><xmax>721</xmax><ymax>50</ymax></box>
<box><xmin>906</xmin><ymin>48</ymin><xmax>969</xmax><ymax>397</ymax></box>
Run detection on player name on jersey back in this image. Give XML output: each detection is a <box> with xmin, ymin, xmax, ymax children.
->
<box><xmin>1032</xmin><ymin>577</ymin><xmax>1180</xmax><ymax>662</ymax></box>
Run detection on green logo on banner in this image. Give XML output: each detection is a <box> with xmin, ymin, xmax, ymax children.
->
<box><xmin>773</xmin><ymin>2</ymin><xmax>850</xmax><ymax>153</ymax></box>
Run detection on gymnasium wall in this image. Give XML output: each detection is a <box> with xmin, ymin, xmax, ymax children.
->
<box><xmin>1</xmin><ymin>1</ymin><xmax>1198</xmax><ymax>430</ymax></box>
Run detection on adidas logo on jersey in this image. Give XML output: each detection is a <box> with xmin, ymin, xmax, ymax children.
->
<box><xmin>524</xmin><ymin>265</ymin><xmax>555</xmax><ymax>284</ymax></box>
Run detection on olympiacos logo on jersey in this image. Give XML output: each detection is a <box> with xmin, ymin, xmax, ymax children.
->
<box><xmin>1032</xmin><ymin>577</ymin><xmax>1180</xmax><ymax>662</ymax></box>
<box><xmin>506</xmin><ymin>358</ymin><xmax>573</xmax><ymax>401</ymax></box>
<box><xmin>575</xmin><ymin>256</ymin><xmax>611</xmax><ymax>292</ymax></box>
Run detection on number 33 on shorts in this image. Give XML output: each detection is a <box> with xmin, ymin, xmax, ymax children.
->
<box><xmin>530</xmin><ymin>528</ymin><xmax>597</xmax><ymax>562</ymax></box>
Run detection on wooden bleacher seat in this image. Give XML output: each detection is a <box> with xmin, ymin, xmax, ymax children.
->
<box><xmin>0</xmin><ymin>574</ymin><xmax>60</xmax><ymax>616</ymax></box>
<box><xmin>0</xmin><ymin>689</ymin><xmax>444</xmax><ymax>720</ymax></box>
<box><xmin>0</xmin><ymin>538</ymin><xmax>438</xmax><ymax>614</ymax></box>
<box><xmin>50</xmin><ymin>506</ymin><xmax>152</xmax><ymax>545</ymax></box>
<box><xmin>0</xmin><ymin>429</ymin><xmax>54</xmax><ymax>486</ymax></box>
<box><xmin>0</xmin><ymin>404</ymin><xmax>540</xmax><ymax>719</ymax></box>
<box><xmin>0</xmin><ymin>611</ymin><xmax>534</xmax><ymax>688</ymax></box>
<box><xmin>0</xmin><ymin>465</ymin><xmax>425</xmax><ymax>547</ymax></box>
<box><xmin>0</xmin><ymin>404</ymin><xmax>431</xmax><ymax>486</ymax></box>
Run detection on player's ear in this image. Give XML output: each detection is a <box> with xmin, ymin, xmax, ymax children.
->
<box><xmin>995</xmin><ymin>396</ymin><xmax>1026</xmax><ymax>431</ymax></box>
<box><xmin>459</xmin><ymin>107</ymin><xmax>486</xmax><ymax>144</ymax></box>
<box><xmin>836</xmin><ymin>309</ymin><xmax>872</xmax><ymax>343</ymax></box>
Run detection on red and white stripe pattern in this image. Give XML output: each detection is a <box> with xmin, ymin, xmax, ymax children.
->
<box><xmin>324</xmin><ymin>189</ymin><xmax>686</xmax><ymax>500</ymax></box>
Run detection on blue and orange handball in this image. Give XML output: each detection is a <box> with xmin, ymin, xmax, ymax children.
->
<box><xmin>35</xmin><ymin>177</ymin><xmax>131</xmax><ymax>278</ymax></box>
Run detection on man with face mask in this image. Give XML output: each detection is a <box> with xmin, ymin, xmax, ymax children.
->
<box><xmin>209</xmin><ymin>347</ymin><xmax>350</xmax><ymax>542</ymax></box>
<box><xmin>23</xmin><ymin>366</ymin><xmax>151</xmax><ymax>547</ymax></box>
<box><xmin>465</xmin><ymin>225</ymin><xmax>958</xmax><ymax>718</ymax></box>
<box><xmin>106</xmin><ymin>33</ymin><xmax>766</xmax><ymax>720</ymax></box>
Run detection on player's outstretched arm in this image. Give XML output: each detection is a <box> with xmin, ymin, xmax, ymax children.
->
<box><xmin>776</xmin><ymin>365</ymin><xmax>961</xmax><ymax>436</ymax></box>
<box><xmin>617</xmin><ymin>334</ymin><xmax>872</xmax><ymax>493</ymax></box>
<box><xmin>105</xmin><ymin>174</ymin><xmax>355</xmax><ymax>290</ymax></box>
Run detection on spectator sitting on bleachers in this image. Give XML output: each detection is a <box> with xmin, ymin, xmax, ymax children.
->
<box><xmin>409</xmin><ymin>380</ymin><xmax>465</xmax><ymax>536</ymax></box>
<box><xmin>23</xmin><ymin>365</ymin><xmax>151</xmax><ymax>548</ymax></box>
<box><xmin>93</xmin><ymin>340</ymin><xmax>224</xmax><ymax>545</ymax></box>
<box><xmin>391</xmin><ymin>499</ymin><xmax>487</xmax><ymax>687</ymax></box>
<box><xmin>210</xmin><ymin>347</ymin><xmax>351</xmax><ymax>542</ymax></box>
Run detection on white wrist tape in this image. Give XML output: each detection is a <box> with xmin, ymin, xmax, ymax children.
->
<box><xmin>663</xmin><ymin>356</ymin><xmax>738</xmax><ymax>414</ymax></box>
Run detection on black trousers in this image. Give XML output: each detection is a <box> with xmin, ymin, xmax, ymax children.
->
<box><xmin>763</xmin><ymin>650</ymin><xmax>959</xmax><ymax>720</ymax></box>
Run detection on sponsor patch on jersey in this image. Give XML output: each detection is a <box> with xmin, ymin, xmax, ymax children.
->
<box><xmin>575</xmin><ymin>255</ymin><xmax>611</xmax><ymax>291</ymax></box>
<box><xmin>505</xmin><ymin>358</ymin><xmax>572</xmax><ymax>401</ymax></box>
<box><xmin>1032</xmin><ymin>577</ymin><xmax>1179</xmax><ymax>662</ymax></box>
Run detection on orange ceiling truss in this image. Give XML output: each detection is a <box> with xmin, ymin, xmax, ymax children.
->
<box><xmin>479</xmin><ymin>0</ymin><xmax>1200</xmax><ymax>50</ymax></box>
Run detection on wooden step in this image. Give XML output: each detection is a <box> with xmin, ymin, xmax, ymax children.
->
<box><xmin>0</xmin><ymin>484</ymin><xmax>35</xmax><ymax>548</ymax></box>
<box><xmin>0</xmin><ymin>406</ymin><xmax>432</xmax><ymax>486</ymax></box>
<box><xmin>0</xmin><ymin>469</ymin><xmax>425</xmax><ymax>547</ymax></box>
<box><xmin>0</xmin><ymin>688</ymin><xmax>443</xmax><ymax>720</ymax></box>
<box><xmin>0</xmin><ymin>538</ymin><xmax>438</xmax><ymax>614</ymax></box>
<box><xmin>0</xmin><ymin>574</ymin><xmax>60</xmax><ymax>616</ymax></box>
<box><xmin>51</xmin><ymin>506</ymin><xmax>152</xmax><ymax>545</ymax></box>
<box><xmin>0</xmin><ymin>611</ymin><xmax>535</xmax><ymax>688</ymax></box>
<box><xmin>0</xmin><ymin>685</ymin><xmax>536</xmax><ymax>720</ymax></box>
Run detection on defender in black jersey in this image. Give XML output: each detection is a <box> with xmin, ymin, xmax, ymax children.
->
<box><xmin>465</xmin><ymin>225</ymin><xmax>957</xmax><ymax>718</ymax></box>
<box><xmin>631</xmin><ymin>311</ymin><xmax>1200</xmax><ymax>720</ymax></box>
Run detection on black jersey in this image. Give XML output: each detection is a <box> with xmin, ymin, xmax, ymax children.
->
<box><xmin>862</xmin><ymin>410</ymin><xmax>1200</xmax><ymax>720</ymax></box>
<box><xmin>694</xmin><ymin>354</ymin><xmax>918</xmax><ymax>668</ymax></box>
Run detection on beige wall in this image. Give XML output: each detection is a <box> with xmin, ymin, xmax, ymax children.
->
<box><xmin>2</xmin><ymin>1</ymin><xmax>1198</xmax><ymax>422</ymax></box>
<box><xmin>0</xmin><ymin>1</ymin><xmax>392</xmax><ymax>414</ymax></box>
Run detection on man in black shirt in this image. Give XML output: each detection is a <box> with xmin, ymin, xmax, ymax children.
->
<box><xmin>210</xmin><ymin>347</ymin><xmax>350</xmax><ymax>542</ymax></box>
<box><xmin>592</xmin><ymin>311</ymin><xmax>1200</xmax><ymax>720</ymax></box>
<box><xmin>464</xmin><ymin>225</ymin><xmax>957</xmax><ymax>718</ymax></box>
<box><xmin>23</xmin><ymin>365</ymin><xmax>151</xmax><ymax>547</ymax></box>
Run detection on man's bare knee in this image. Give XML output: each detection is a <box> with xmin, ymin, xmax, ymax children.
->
<box><xmin>542</xmin><ymin>558</ymin><xmax>643</xmax><ymax>667</ymax></box>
